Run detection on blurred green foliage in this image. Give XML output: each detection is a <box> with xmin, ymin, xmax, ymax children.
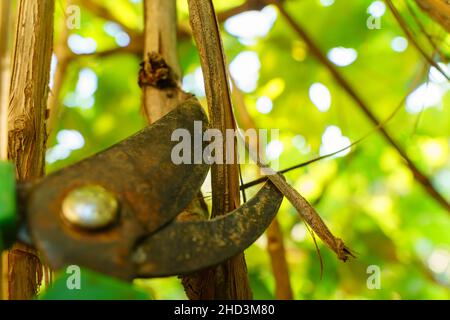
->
<box><xmin>47</xmin><ymin>0</ymin><xmax>449</xmax><ymax>299</ymax></box>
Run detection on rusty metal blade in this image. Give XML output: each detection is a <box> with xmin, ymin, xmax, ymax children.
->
<box><xmin>133</xmin><ymin>181</ymin><xmax>283</xmax><ymax>278</ymax></box>
<box><xmin>27</xmin><ymin>99</ymin><xmax>210</xmax><ymax>279</ymax></box>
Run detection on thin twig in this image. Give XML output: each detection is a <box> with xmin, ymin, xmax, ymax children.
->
<box><xmin>242</xmin><ymin>140</ymin><xmax>355</xmax><ymax>262</ymax></box>
<box><xmin>6</xmin><ymin>0</ymin><xmax>55</xmax><ymax>300</ymax></box>
<box><xmin>188</xmin><ymin>0</ymin><xmax>241</xmax><ymax>218</ymax></box>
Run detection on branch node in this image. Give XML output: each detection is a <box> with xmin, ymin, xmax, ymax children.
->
<box><xmin>138</xmin><ymin>52</ymin><xmax>179</xmax><ymax>89</ymax></box>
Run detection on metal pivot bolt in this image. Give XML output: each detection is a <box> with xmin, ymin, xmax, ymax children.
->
<box><xmin>62</xmin><ymin>185</ymin><xmax>118</xmax><ymax>230</ymax></box>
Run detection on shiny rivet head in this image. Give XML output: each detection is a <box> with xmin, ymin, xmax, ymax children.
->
<box><xmin>62</xmin><ymin>185</ymin><xmax>118</xmax><ymax>230</ymax></box>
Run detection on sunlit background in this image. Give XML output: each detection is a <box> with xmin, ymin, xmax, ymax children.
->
<box><xmin>47</xmin><ymin>0</ymin><xmax>449</xmax><ymax>299</ymax></box>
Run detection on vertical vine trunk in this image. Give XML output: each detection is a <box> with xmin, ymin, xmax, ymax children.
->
<box><xmin>0</xmin><ymin>0</ymin><xmax>12</xmax><ymax>301</ymax></box>
<box><xmin>188</xmin><ymin>0</ymin><xmax>252</xmax><ymax>299</ymax></box>
<box><xmin>142</xmin><ymin>0</ymin><xmax>184</xmax><ymax>121</ymax></box>
<box><xmin>1</xmin><ymin>0</ymin><xmax>54</xmax><ymax>300</ymax></box>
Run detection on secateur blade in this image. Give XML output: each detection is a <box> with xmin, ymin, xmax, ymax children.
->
<box><xmin>26</xmin><ymin>98</ymin><xmax>210</xmax><ymax>279</ymax></box>
<box><xmin>24</xmin><ymin>97</ymin><xmax>284</xmax><ymax>281</ymax></box>
<box><xmin>133</xmin><ymin>181</ymin><xmax>283</xmax><ymax>278</ymax></box>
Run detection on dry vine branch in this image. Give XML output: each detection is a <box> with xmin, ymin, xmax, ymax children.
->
<box><xmin>188</xmin><ymin>0</ymin><xmax>252</xmax><ymax>300</ymax></box>
<box><xmin>271</xmin><ymin>0</ymin><xmax>450</xmax><ymax>213</ymax></box>
<box><xmin>241</xmin><ymin>144</ymin><xmax>355</xmax><ymax>262</ymax></box>
<box><xmin>3</xmin><ymin>0</ymin><xmax>55</xmax><ymax>300</ymax></box>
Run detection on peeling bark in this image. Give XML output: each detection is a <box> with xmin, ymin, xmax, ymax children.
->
<box><xmin>0</xmin><ymin>0</ymin><xmax>12</xmax><ymax>300</ymax></box>
<box><xmin>3</xmin><ymin>0</ymin><xmax>54</xmax><ymax>300</ymax></box>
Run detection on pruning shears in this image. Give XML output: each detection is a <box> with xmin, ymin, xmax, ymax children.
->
<box><xmin>0</xmin><ymin>99</ymin><xmax>282</xmax><ymax>294</ymax></box>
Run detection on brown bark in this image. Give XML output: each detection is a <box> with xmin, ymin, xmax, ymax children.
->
<box><xmin>188</xmin><ymin>0</ymin><xmax>252</xmax><ymax>300</ymax></box>
<box><xmin>2</xmin><ymin>0</ymin><xmax>55</xmax><ymax>300</ymax></box>
<box><xmin>0</xmin><ymin>0</ymin><xmax>12</xmax><ymax>301</ymax></box>
<box><xmin>141</xmin><ymin>0</ymin><xmax>188</xmax><ymax>122</ymax></box>
<box><xmin>415</xmin><ymin>0</ymin><xmax>450</xmax><ymax>32</ymax></box>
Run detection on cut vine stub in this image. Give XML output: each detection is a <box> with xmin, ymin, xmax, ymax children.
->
<box><xmin>138</xmin><ymin>52</ymin><xmax>179</xmax><ymax>89</ymax></box>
